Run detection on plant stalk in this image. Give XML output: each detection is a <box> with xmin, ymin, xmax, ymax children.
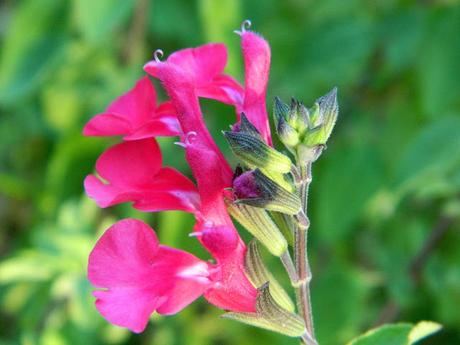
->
<box><xmin>295</xmin><ymin>162</ymin><xmax>316</xmax><ymax>344</ymax></box>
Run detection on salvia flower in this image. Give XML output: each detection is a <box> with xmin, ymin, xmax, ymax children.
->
<box><xmin>84</xmin><ymin>22</ymin><xmax>274</xmax><ymax>333</ymax></box>
<box><xmin>84</xmin><ymin>20</ymin><xmax>338</xmax><ymax>343</ymax></box>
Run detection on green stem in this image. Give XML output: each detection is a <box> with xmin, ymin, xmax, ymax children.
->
<box><xmin>295</xmin><ymin>162</ymin><xmax>316</xmax><ymax>343</ymax></box>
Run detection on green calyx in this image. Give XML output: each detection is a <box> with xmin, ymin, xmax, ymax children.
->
<box><xmin>222</xmin><ymin>282</ymin><xmax>305</xmax><ymax>337</ymax></box>
<box><xmin>227</xmin><ymin>202</ymin><xmax>288</xmax><ymax>257</ymax></box>
<box><xmin>244</xmin><ymin>240</ymin><xmax>294</xmax><ymax>311</ymax></box>
<box><xmin>223</xmin><ymin>114</ymin><xmax>292</xmax><ymax>174</ymax></box>
<box><xmin>234</xmin><ymin>169</ymin><xmax>302</xmax><ymax>215</ymax></box>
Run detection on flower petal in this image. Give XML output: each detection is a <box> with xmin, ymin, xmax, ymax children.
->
<box><xmin>145</xmin><ymin>44</ymin><xmax>244</xmax><ymax>105</ymax></box>
<box><xmin>83</xmin><ymin>77</ymin><xmax>180</xmax><ymax>139</ymax></box>
<box><xmin>84</xmin><ymin>139</ymin><xmax>200</xmax><ymax>212</ymax></box>
<box><xmin>95</xmin><ymin>138</ymin><xmax>162</xmax><ymax>186</ymax></box>
<box><xmin>240</xmin><ymin>31</ymin><xmax>272</xmax><ymax>145</ymax></box>
<box><xmin>204</xmin><ymin>240</ymin><xmax>257</xmax><ymax>313</ymax></box>
<box><xmin>88</xmin><ymin>219</ymin><xmax>211</xmax><ymax>332</ymax></box>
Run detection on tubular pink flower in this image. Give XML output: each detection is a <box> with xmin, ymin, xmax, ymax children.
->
<box><xmin>84</xmin><ymin>138</ymin><xmax>200</xmax><ymax>213</ymax></box>
<box><xmin>85</xmin><ymin>32</ymin><xmax>278</xmax><ymax>332</ymax></box>
<box><xmin>154</xmin><ymin>62</ymin><xmax>257</xmax><ymax>312</ymax></box>
<box><xmin>144</xmin><ymin>43</ymin><xmax>244</xmax><ymax>106</ymax></box>
<box><xmin>88</xmin><ymin>219</ymin><xmax>212</xmax><ymax>333</ymax></box>
<box><xmin>237</xmin><ymin>30</ymin><xmax>272</xmax><ymax>145</ymax></box>
<box><xmin>83</xmin><ymin>77</ymin><xmax>181</xmax><ymax>140</ymax></box>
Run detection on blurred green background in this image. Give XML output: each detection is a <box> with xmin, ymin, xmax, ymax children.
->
<box><xmin>1</xmin><ymin>0</ymin><xmax>460</xmax><ymax>344</ymax></box>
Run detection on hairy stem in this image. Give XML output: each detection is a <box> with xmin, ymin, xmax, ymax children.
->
<box><xmin>280</xmin><ymin>250</ymin><xmax>299</xmax><ymax>284</ymax></box>
<box><xmin>294</xmin><ymin>162</ymin><xmax>317</xmax><ymax>343</ymax></box>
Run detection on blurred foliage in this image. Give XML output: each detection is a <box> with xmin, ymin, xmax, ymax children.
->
<box><xmin>1</xmin><ymin>0</ymin><xmax>460</xmax><ymax>344</ymax></box>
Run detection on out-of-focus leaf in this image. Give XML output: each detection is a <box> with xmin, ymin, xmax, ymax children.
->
<box><xmin>395</xmin><ymin>117</ymin><xmax>460</xmax><ymax>195</ymax></box>
<box><xmin>346</xmin><ymin>321</ymin><xmax>441</xmax><ymax>345</ymax></box>
<box><xmin>315</xmin><ymin>143</ymin><xmax>383</xmax><ymax>245</ymax></box>
<box><xmin>292</xmin><ymin>17</ymin><xmax>376</xmax><ymax>96</ymax></box>
<box><xmin>0</xmin><ymin>252</ymin><xmax>58</xmax><ymax>283</ymax></box>
<box><xmin>313</xmin><ymin>260</ymin><xmax>370</xmax><ymax>345</ymax></box>
<box><xmin>198</xmin><ymin>0</ymin><xmax>241</xmax><ymax>76</ymax></box>
<box><xmin>0</xmin><ymin>0</ymin><xmax>67</xmax><ymax>103</ymax></box>
<box><xmin>381</xmin><ymin>9</ymin><xmax>425</xmax><ymax>74</ymax></box>
<box><xmin>73</xmin><ymin>0</ymin><xmax>134</xmax><ymax>43</ymax></box>
<box><xmin>417</xmin><ymin>8</ymin><xmax>460</xmax><ymax>118</ymax></box>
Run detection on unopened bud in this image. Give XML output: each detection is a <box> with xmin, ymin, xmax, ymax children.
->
<box><xmin>233</xmin><ymin>169</ymin><xmax>301</xmax><ymax>215</ymax></box>
<box><xmin>224</xmin><ymin>117</ymin><xmax>292</xmax><ymax>174</ymax></box>
<box><xmin>276</xmin><ymin>116</ymin><xmax>300</xmax><ymax>148</ymax></box>
<box><xmin>302</xmin><ymin>87</ymin><xmax>338</xmax><ymax>147</ymax></box>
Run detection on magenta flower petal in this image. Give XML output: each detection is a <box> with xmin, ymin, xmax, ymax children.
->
<box><xmin>154</xmin><ymin>62</ymin><xmax>257</xmax><ymax>311</ymax></box>
<box><xmin>145</xmin><ymin>43</ymin><xmax>244</xmax><ymax>106</ymax></box>
<box><xmin>84</xmin><ymin>139</ymin><xmax>200</xmax><ymax>212</ymax></box>
<box><xmin>88</xmin><ymin>219</ymin><xmax>211</xmax><ymax>332</ymax></box>
<box><xmin>240</xmin><ymin>31</ymin><xmax>272</xmax><ymax>145</ymax></box>
<box><xmin>83</xmin><ymin>77</ymin><xmax>181</xmax><ymax>139</ymax></box>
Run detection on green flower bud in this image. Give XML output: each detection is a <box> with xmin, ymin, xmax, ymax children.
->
<box><xmin>224</xmin><ymin>116</ymin><xmax>292</xmax><ymax>174</ymax></box>
<box><xmin>302</xmin><ymin>87</ymin><xmax>338</xmax><ymax>147</ymax></box>
<box><xmin>276</xmin><ymin>115</ymin><xmax>300</xmax><ymax>148</ymax></box>
<box><xmin>273</xmin><ymin>96</ymin><xmax>290</xmax><ymax>125</ymax></box>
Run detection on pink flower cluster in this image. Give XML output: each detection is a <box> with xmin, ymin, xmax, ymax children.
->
<box><xmin>84</xmin><ymin>25</ymin><xmax>272</xmax><ymax>332</ymax></box>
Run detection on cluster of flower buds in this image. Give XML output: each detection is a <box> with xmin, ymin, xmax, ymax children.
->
<box><xmin>274</xmin><ymin>88</ymin><xmax>338</xmax><ymax>162</ymax></box>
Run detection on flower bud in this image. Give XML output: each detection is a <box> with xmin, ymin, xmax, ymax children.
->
<box><xmin>273</xmin><ymin>97</ymin><xmax>290</xmax><ymax>126</ymax></box>
<box><xmin>301</xmin><ymin>87</ymin><xmax>338</xmax><ymax>147</ymax></box>
<box><xmin>224</xmin><ymin>115</ymin><xmax>292</xmax><ymax>174</ymax></box>
<box><xmin>233</xmin><ymin>169</ymin><xmax>301</xmax><ymax>215</ymax></box>
<box><xmin>276</xmin><ymin>116</ymin><xmax>300</xmax><ymax>148</ymax></box>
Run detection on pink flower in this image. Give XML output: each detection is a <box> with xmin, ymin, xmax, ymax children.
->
<box><xmin>144</xmin><ymin>30</ymin><xmax>272</xmax><ymax>145</ymax></box>
<box><xmin>83</xmin><ymin>77</ymin><xmax>181</xmax><ymax>140</ymax></box>
<box><xmin>84</xmin><ymin>24</ymin><xmax>275</xmax><ymax>332</ymax></box>
<box><xmin>144</xmin><ymin>43</ymin><xmax>244</xmax><ymax>106</ymax></box>
<box><xmin>238</xmin><ymin>30</ymin><xmax>272</xmax><ymax>145</ymax></box>
<box><xmin>88</xmin><ymin>219</ymin><xmax>212</xmax><ymax>332</ymax></box>
<box><xmin>84</xmin><ymin>138</ymin><xmax>200</xmax><ymax>213</ymax></box>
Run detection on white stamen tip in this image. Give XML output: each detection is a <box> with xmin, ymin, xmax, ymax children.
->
<box><xmin>185</xmin><ymin>131</ymin><xmax>197</xmax><ymax>145</ymax></box>
<box><xmin>242</xmin><ymin>19</ymin><xmax>252</xmax><ymax>31</ymax></box>
<box><xmin>234</xmin><ymin>19</ymin><xmax>251</xmax><ymax>36</ymax></box>
<box><xmin>174</xmin><ymin>141</ymin><xmax>187</xmax><ymax>148</ymax></box>
<box><xmin>189</xmin><ymin>232</ymin><xmax>203</xmax><ymax>238</ymax></box>
<box><xmin>154</xmin><ymin>49</ymin><xmax>164</xmax><ymax>62</ymax></box>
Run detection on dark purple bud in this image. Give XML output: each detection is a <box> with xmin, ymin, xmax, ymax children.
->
<box><xmin>233</xmin><ymin>171</ymin><xmax>261</xmax><ymax>199</ymax></box>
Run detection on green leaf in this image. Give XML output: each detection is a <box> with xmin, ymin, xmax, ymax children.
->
<box><xmin>417</xmin><ymin>8</ymin><xmax>460</xmax><ymax>118</ymax></box>
<box><xmin>346</xmin><ymin>321</ymin><xmax>441</xmax><ymax>345</ymax></box>
<box><xmin>0</xmin><ymin>0</ymin><xmax>67</xmax><ymax>103</ymax></box>
<box><xmin>315</xmin><ymin>143</ymin><xmax>383</xmax><ymax>245</ymax></box>
<box><xmin>395</xmin><ymin>117</ymin><xmax>460</xmax><ymax>195</ymax></box>
<box><xmin>73</xmin><ymin>0</ymin><xmax>135</xmax><ymax>43</ymax></box>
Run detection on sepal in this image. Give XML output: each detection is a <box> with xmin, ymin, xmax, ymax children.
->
<box><xmin>227</xmin><ymin>201</ymin><xmax>287</xmax><ymax>257</ymax></box>
<box><xmin>224</xmin><ymin>115</ymin><xmax>292</xmax><ymax>174</ymax></box>
<box><xmin>222</xmin><ymin>283</ymin><xmax>305</xmax><ymax>337</ymax></box>
<box><xmin>244</xmin><ymin>240</ymin><xmax>294</xmax><ymax>311</ymax></box>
